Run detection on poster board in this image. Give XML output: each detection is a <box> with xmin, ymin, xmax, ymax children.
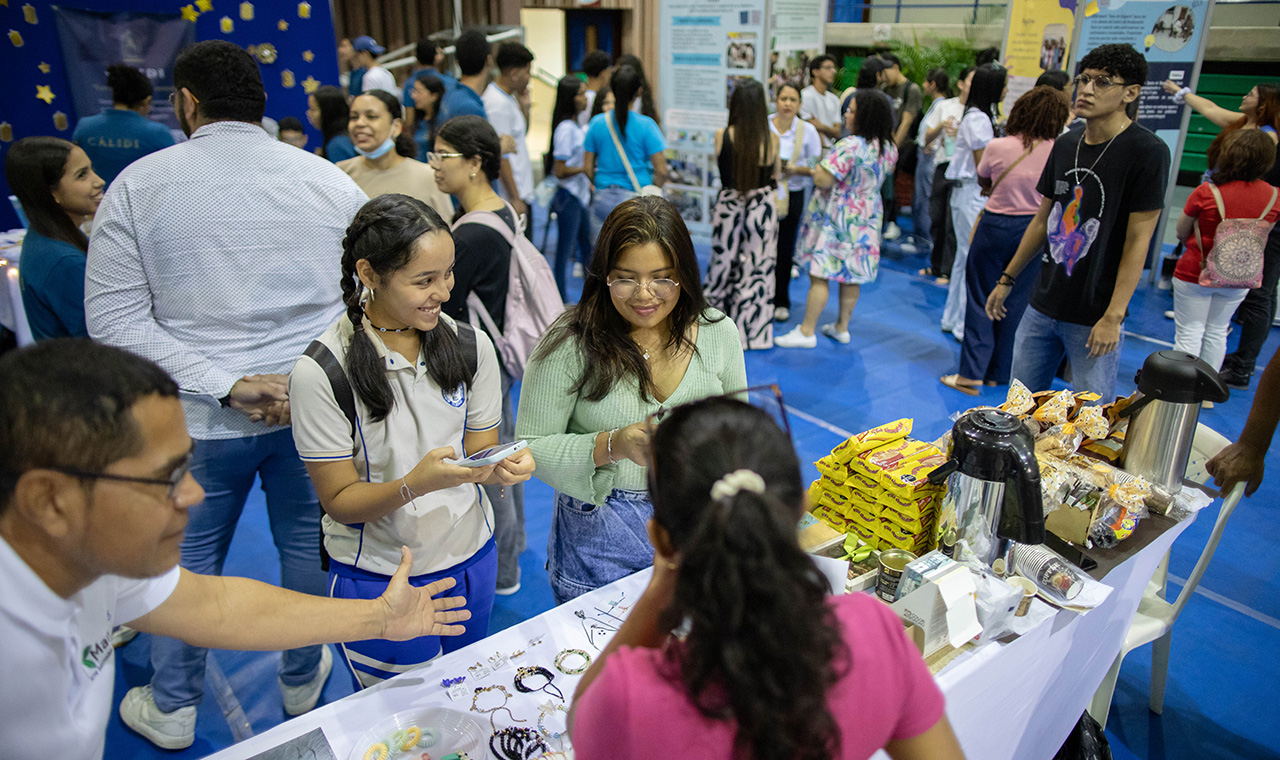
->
<box><xmin>1002</xmin><ymin>0</ymin><xmax>1078</xmax><ymax>115</ymax></box>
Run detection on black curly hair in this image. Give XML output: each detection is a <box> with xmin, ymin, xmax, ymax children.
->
<box><xmin>173</xmin><ymin>39</ymin><xmax>266</xmax><ymax>123</ymax></box>
<box><xmin>338</xmin><ymin>194</ymin><xmax>470</xmax><ymax>421</ymax></box>
<box><xmin>648</xmin><ymin>396</ymin><xmax>849</xmax><ymax>760</ymax></box>
<box><xmin>1077</xmin><ymin>44</ymin><xmax>1148</xmax><ymax>87</ymax></box>
<box><xmin>106</xmin><ymin>63</ymin><xmax>153</xmax><ymax>107</ymax></box>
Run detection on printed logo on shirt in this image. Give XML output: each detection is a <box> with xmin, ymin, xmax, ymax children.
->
<box><xmin>442</xmin><ymin>383</ymin><xmax>466</xmax><ymax>408</ymax></box>
<box><xmin>1046</xmin><ymin>167</ymin><xmax>1104</xmax><ymax>276</ymax></box>
<box><xmin>80</xmin><ymin>635</ymin><xmax>113</xmax><ymax>683</ymax></box>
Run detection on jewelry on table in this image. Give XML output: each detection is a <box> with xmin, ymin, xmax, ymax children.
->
<box><xmin>363</xmin><ymin>743</ymin><xmax>389</xmax><ymax>760</ymax></box>
<box><xmin>470</xmin><ymin>684</ymin><xmax>524</xmax><ymax>731</ymax></box>
<box><xmin>488</xmin><ymin>726</ymin><xmax>549</xmax><ymax>760</ymax></box>
<box><xmin>468</xmin><ymin>661</ymin><xmax>492</xmax><ymax>679</ymax></box>
<box><xmin>510</xmin><ymin>648</ymin><xmax>526</xmax><ymax>660</ymax></box>
<box><xmin>513</xmin><ymin>665</ymin><xmax>565</xmax><ymax>701</ymax></box>
<box><xmin>527</xmin><ymin>634</ymin><xmax>545</xmax><ymax>648</ymax></box>
<box><xmin>594</xmin><ymin>606</ymin><xmax>625</xmax><ymax>624</ymax></box>
<box><xmin>537</xmin><ymin>699</ymin><xmax>570</xmax><ymax>743</ymax></box>
<box><xmin>553</xmin><ymin>648</ymin><xmax>591</xmax><ymax>675</ymax></box>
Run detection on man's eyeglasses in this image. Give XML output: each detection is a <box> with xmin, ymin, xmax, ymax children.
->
<box><xmin>167</xmin><ymin>91</ymin><xmax>199</xmax><ymax>107</ymax></box>
<box><xmin>426</xmin><ymin>151</ymin><xmax>464</xmax><ymax>167</ymax></box>
<box><xmin>1072</xmin><ymin>74</ymin><xmax>1125</xmax><ymax>91</ymax></box>
<box><xmin>47</xmin><ymin>451</ymin><xmax>194</xmax><ymax>501</ymax></box>
<box><xmin>607</xmin><ymin>278</ymin><xmax>679</xmax><ymax>300</ymax></box>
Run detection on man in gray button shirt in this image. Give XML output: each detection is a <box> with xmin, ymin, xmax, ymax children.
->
<box><xmin>85</xmin><ymin>40</ymin><xmax>368</xmax><ymax>750</ymax></box>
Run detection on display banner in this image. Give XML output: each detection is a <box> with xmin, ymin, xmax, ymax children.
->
<box><xmin>767</xmin><ymin>0</ymin><xmax>826</xmax><ymax>104</ymax></box>
<box><xmin>1073</xmin><ymin>0</ymin><xmax>1212</xmax><ymax>164</ymax></box>
<box><xmin>52</xmin><ymin>8</ymin><xmax>194</xmax><ymax>135</ymax></box>
<box><xmin>1001</xmin><ymin>0</ymin><xmax>1078</xmax><ymax>115</ymax></box>
<box><xmin>658</xmin><ymin>0</ymin><xmax>769</xmax><ymax>240</ymax></box>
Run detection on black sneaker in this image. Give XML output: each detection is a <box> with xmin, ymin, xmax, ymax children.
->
<box><xmin>1219</xmin><ymin>366</ymin><xmax>1251</xmax><ymax>390</ymax></box>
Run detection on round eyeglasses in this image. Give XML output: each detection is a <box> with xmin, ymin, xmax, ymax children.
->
<box><xmin>607</xmin><ymin>278</ymin><xmax>679</xmax><ymax>300</ymax></box>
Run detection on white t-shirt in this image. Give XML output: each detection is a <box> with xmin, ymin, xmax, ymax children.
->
<box><xmin>0</xmin><ymin>535</ymin><xmax>179</xmax><ymax>760</ymax></box>
<box><xmin>289</xmin><ymin>314</ymin><xmax>503</xmax><ymax>577</ymax></box>
<box><xmin>361</xmin><ymin>66</ymin><xmax>398</xmax><ymax>98</ymax></box>
<box><xmin>553</xmin><ymin>119</ymin><xmax>592</xmax><ymax>208</ymax></box>
<box><xmin>769</xmin><ymin>117</ymin><xmax>823</xmax><ymax>192</ymax></box>
<box><xmin>918</xmin><ymin>96</ymin><xmax>965</xmax><ymax>160</ymax></box>
<box><xmin>483</xmin><ymin>82</ymin><xmax>534</xmax><ymax>202</ymax></box>
<box><xmin>800</xmin><ymin>85</ymin><xmax>841</xmax><ymax>148</ymax></box>
<box><xmin>945</xmin><ymin>108</ymin><xmax>995</xmax><ymax>182</ymax></box>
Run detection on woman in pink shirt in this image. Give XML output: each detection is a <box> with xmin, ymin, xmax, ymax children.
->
<box><xmin>570</xmin><ymin>396</ymin><xmax>965</xmax><ymax>760</ymax></box>
<box><xmin>942</xmin><ymin>87</ymin><xmax>1069</xmax><ymax>395</ymax></box>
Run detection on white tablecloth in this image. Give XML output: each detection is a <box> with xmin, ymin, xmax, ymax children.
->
<box><xmin>205</xmin><ymin>514</ymin><xmax>1193</xmax><ymax>760</ymax></box>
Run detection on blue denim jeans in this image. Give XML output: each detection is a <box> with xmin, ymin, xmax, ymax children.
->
<box><xmin>1010</xmin><ymin>305</ymin><xmax>1125</xmax><ymax>402</ymax></box>
<box><xmin>150</xmin><ymin>429</ymin><xmax>327</xmax><ymax>711</ymax></box>
<box><xmin>482</xmin><ymin>365</ymin><xmax>525</xmax><ymax>590</ymax></box>
<box><xmin>590</xmin><ymin>186</ymin><xmax>637</xmax><ymax>241</ymax></box>
<box><xmin>547</xmin><ymin>489</ymin><xmax>653</xmax><ymax>605</ymax></box>
<box><xmin>552</xmin><ymin>187</ymin><xmax>592</xmax><ymax>300</ymax></box>
<box><xmin>913</xmin><ymin>150</ymin><xmax>936</xmax><ymax>248</ymax></box>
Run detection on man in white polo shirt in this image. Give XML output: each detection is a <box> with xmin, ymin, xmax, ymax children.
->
<box><xmin>0</xmin><ymin>340</ymin><xmax>471</xmax><ymax>760</ymax></box>
<box><xmin>801</xmin><ymin>54</ymin><xmax>842</xmax><ymax>149</ymax></box>
<box><xmin>483</xmin><ymin>41</ymin><xmax>536</xmax><ymax>231</ymax></box>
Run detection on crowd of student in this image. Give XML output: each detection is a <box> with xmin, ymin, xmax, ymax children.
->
<box><xmin>2</xmin><ymin>28</ymin><xmax>1279</xmax><ymax>760</ymax></box>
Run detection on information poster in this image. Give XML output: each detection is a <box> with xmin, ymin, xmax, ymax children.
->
<box><xmin>659</xmin><ymin>0</ymin><xmax>768</xmax><ymax>240</ymax></box>
<box><xmin>1002</xmin><ymin>0</ymin><xmax>1077</xmax><ymax>114</ymax></box>
<box><xmin>768</xmin><ymin>0</ymin><xmax>826</xmax><ymax>103</ymax></box>
<box><xmin>1075</xmin><ymin>0</ymin><xmax>1212</xmax><ymax>164</ymax></box>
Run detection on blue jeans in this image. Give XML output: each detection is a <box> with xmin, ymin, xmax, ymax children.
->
<box><xmin>552</xmin><ymin>187</ymin><xmax>592</xmax><ymax>300</ymax></box>
<box><xmin>483</xmin><ymin>365</ymin><xmax>525</xmax><ymax>589</ymax></box>
<box><xmin>590</xmin><ymin>186</ymin><xmax>637</xmax><ymax>241</ymax></box>
<box><xmin>547</xmin><ymin>489</ymin><xmax>653</xmax><ymax>605</ymax></box>
<box><xmin>151</xmin><ymin>429</ymin><xmax>327</xmax><ymax>711</ymax></box>
<box><xmin>1010</xmin><ymin>306</ymin><xmax>1125</xmax><ymax>402</ymax></box>
<box><xmin>328</xmin><ymin>538</ymin><xmax>496</xmax><ymax>689</ymax></box>
<box><xmin>959</xmin><ymin>212</ymin><xmax>1038</xmax><ymax>384</ymax></box>
<box><xmin>913</xmin><ymin>150</ymin><xmax>936</xmax><ymax>248</ymax></box>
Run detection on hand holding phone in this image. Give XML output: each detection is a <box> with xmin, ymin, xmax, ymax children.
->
<box><xmin>449</xmin><ymin>440</ymin><xmax>529</xmax><ymax>468</ymax></box>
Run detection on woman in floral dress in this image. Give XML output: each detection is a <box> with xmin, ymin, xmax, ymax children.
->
<box><xmin>776</xmin><ymin>90</ymin><xmax>897</xmax><ymax>348</ymax></box>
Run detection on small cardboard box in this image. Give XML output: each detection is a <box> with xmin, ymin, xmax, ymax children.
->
<box><xmin>890</xmin><ymin>565</ymin><xmax>981</xmax><ymax>656</ymax></box>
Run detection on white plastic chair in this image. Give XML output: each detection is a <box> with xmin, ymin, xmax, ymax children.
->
<box><xmin>1088</xmin><ymin>423</ymin><xmax>1245</xmax><ymax>727</ymax></box>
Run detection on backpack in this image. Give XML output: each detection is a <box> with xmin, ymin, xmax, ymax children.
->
<box><xmin>1195</xmin><ymin>183</ymin><xmax>1279</xmax><ymax>289</ymax></box>
<box><xmin>452</xmin><ymin>202</ymin><xmax>564</xmax><ymax>379</ymax></box>
<box><xmin>301</xmin><ymin>321</ymin><xmax>479</xmax><ymax>570</ymax></box>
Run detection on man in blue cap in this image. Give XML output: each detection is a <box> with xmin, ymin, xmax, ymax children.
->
<box><xmin>353</xmin><ymin>35</ymin><xmax>396</xmax><ymax>97</ymax></box>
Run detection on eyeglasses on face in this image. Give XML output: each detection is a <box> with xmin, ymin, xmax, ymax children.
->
<box><xmin>607</xmin><ymin>278</ymin><xmax>679</xmax><ymax>300</ymax></box>
<box><xmin>47</xmin><ymin>450</ymin><xmax>194</xmax><ymax>501</ymax></box>
<box><xmin>167</xmin><ymin>91</ymin><xmax>199</xmax><ymax>106</ymax></box>
<box><xmin>1072</xmin><ymin>74</ymin><xmax>1125</xmax><ymax>91</ymax></box>
<box><xmin>426</xmin><ymin>151</ymin><xmax>465</xmax><ymax>167</ymax></box>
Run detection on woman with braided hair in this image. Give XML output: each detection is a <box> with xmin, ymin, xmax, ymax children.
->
<box><xmin>288</xmin><ymin>193</ymin><xmax>534</xmax><ymax>689</ymax></box>
<box><xmin>571</xmin><ymin>396</ymin><xmax>963</xmax><ymax>760</ymax></box>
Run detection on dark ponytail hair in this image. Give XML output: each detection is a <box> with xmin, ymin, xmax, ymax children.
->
<box><xmin>339</xmin><ymin>193</ymin><xmax>471</xmax><ymax>421</ymax></box>
<box><xmin>966</xmin><ymin>63</ymin><xmax>1007</xmax><ymax>126</ymax></box>
<box><xmin>4</xmin><ymin>137</ymin><xmax>88</xmax><ymax>251</ymax></box>
<box><xmin>436</xmin><ymin>115</ymin><xmax>502</xmax><ymax>182</ymax></box>
<box><xmin>649</xmin><ymin>397</ymin><xmax>848</xmax><ymax>760</ymax></box>
<box><xmin>609</xmin><ymin>65</ymin><xmax>643</xmax><ymax>137</ymax></box>
<box><xmin>615</xmin><ymin>54</ymin><xmax>659</xmax><ymax>124</ymax></box>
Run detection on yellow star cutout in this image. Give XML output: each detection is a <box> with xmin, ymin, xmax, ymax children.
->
<box><xmin>0</xmin><ymin>1</ymin><xmax>8</xmax><ymax>8</ymax></box>
<box><xmin>301</xmin><ymin>75</ymin><xmax>319</xmax><ymax>94</ymax></box>
<box><xmin>180</xmin><ymin>4</ymin><xmax>198</xmax><ymax>22</ymax></box>
<box><xmin>196</xmin><ymin>0</ymin><xmax>213</xmax><ymax>10</ymax></box>
<box><xmin>38</xmin><ymin>62</ymin><xmax>50</xmax><ymax>74</ymax></box>
<box><xmin>36</xmin><ymin>84</ymin><xmax>55</xmax><ymax>104</ymax></box>
<box><xmin>302</xmin><ymin>50</ymin><xmax>314</xmax><ymax>62</ymax></box>
<box><xmin>277</xmin><ymin>19</ymin><xmax>288</xmax><ymax>31</ymax></box>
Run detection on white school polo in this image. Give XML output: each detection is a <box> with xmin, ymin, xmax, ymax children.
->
<box><xmin>289</xmin><ymin>313</ymin><xmax>503</xmax><ymax>577</ymax></box>
<box><xmin>0</xmin><ymin>535</ymin><xmax>179</xmax><ymax>760</ymax></box>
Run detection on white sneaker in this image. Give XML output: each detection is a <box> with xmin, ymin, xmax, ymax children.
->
<box><xmin>281</xmin><ymin>645</ymin><xmax>333</xmax><ymax>716</ymax></box>
<box><xmin>883</xmin><ymin>222</ymin><xmax>901</xmax><ymax>241</ymax></box>
<box><xmin>900</xmin><ymin>240</ymin><xmax>918</xmax><ymax>253</ymax></box>
<box><xmin>120</xmin><ymin>685</ymin><xmax>196</xmax><ymax>750</ymax></box>
<box><xmin>572</xmin><ymin>262</ymin><xmax>584</xmax><ymax>278</ymax></box>
<box><xmin>1164</xmin><ymin>310</ymin><xmax>1175</xmax><ymax>319</ymax></box>
<box><xmin>773</xmin><ymin>307</ymin><xmax>790</xmax><ymax>322</ymax></box>
<box><xmin>791</xmin><ymin>266</ymin><xmax>800</xmax><ymax>280</ymax></box>
<box><xmin>774</xmin><ymin>326</ymin><xmax>817</xmax><ymax>348</ymax></box>
<box><xmin>495</xmin><ymin>581</ymin><xmax>521</xmax><ymax>596</ymax></box>
<box><xmin>820</xmin><ymin>324</ymin><xmax>851</xmax><ymax>344</ymax></box>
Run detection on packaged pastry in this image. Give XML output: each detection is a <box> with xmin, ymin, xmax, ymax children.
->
<box><xmin>819</xmin><ymin>488</ymin><xmax>852</xmax><ymax>515</ymax></box>
<box><xmin>845</xmin><ymin>468</ymin><xmax>880</xmax><ymax>494</ymax></box>
<box><xmin>807</xmin><ymin>480</ymin><xmax>826</xmax><ymax>509</ymax></box>
<box><xmin>880</xmin><ymin>501</ymin><xmax>938</xmax><ymax>533</ymax></box>
<box><xmin>879</xmin><ymin>453</ymin><xmax>949</xmax><ymax>497</ymax></box>
<box><xmin>1073</xmin><ymin>405</ymin><xmax>1111</xmax><ymax>440</ymax></box>
<box><xmin>845</xmin><ymin>505</ymin><xmax>881</xmax><ymax>536</ymax></box>
<box><xmin>1033</xmin><ymin>389</ymin><xmax>1075</xmax><ymax>424</ymax></box>
<box><xmin>1036</xmin><ymin>423</ymin><xmax>1084</xmax><ymax>458</ymax></box>
<box><xmin>813</xmin><ymin>505</ymin><xmax>851</xmax><ymax>532</ymax></box>
<box><xmin>814</xmin><ymin>455</ymin><xmax>849</xmax><ymax>484</ymax></box>
<box><xmin>1089</xmin><ymin>501</ymin><xmax>1138</xmax><ymax>548</ymax></box>
<box><xmin>831</xmin><ymin>418</ymin><xmax>913</xmax><ymax>463</ymax></box>
<box><xmin>878</xmin><ymin>520</ymin><xmax>935</xmax><ymax>553</ymax></box>
<box><xmin>878</xmin><ymin>489</ymin><xmax>940</xmax><ymax>517</ymax></box>
<box><xmin>863</xmin><ymin>438</ymin><xmax>942</xmax><ymax>472</ymax></box>
<box><xmin>1000</xmin><ymin>379</ymin><xmax>1036</xmax><ymax>415</ymax></box>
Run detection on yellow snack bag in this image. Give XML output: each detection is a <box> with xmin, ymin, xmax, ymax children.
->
<box><xmin>814</xmin><ymin>455</ymin><xmax>849</xmax><ymax>484</ymax></box>
<box><xmin>879</xmin><ymin>453</ymin><xmax>949</xmax><ymax>496</ymax></box>
<box><xmin>1000</xmin><ymin>379</ymin><xmax>1035</xmax><ymax>415</ymax></box>
<box><xmin>1033</xmin><ymin>389</ymin><xmax>1075</xmax><ymax>424</ymax></box>
<box><xmin>877</xmin><ymin>489</ymin><xmax>940</xmax><ymax>517</ymax></box>
<box><xmin>880</xmin><ymin>502</ymin><xmax>938</xmax><ymax>533</ymax></box>
<box><xmin>863</xmin><ymin>438</ymin><xmax>941</xmax><ymax>472</ymax></box>
<box><xmin>845</xmin><ymin>468</ymin><xmax>880</xmax><ymax>494</ymax></box>
<box><xmin>831</xmin><ymin>418</ymin><xmax>913</xmax><ymax>463</ymax></box>
<box><xmin>807</xmin><ymin>480</ymin><xmax>826</xmax><ymax>510</ymax></box>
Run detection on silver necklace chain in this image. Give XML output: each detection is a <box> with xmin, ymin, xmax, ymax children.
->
<box><xmin>1073</xmin><ymin>120</ymin><xmax>1130</xmax><ymax>185</ymax></box>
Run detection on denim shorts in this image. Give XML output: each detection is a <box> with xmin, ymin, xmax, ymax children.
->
<box><xmin>547</xmin><ymin>488</ymin><xmax>653</xmax><ymax>605</ymax></box>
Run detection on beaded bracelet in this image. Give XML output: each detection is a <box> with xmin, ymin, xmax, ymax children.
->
<box><xmin>553</xmin><ymin>648</ymin><xmax>591</xmax><ymax>675</ymax></box>
<box><xmin>513</xmin><ymin>665</ymin><xmax>565</xmax><ymax>701</ymax></box>
<box><xmin>606</xmin><ymin>428</ymin><xmax>620</xmax><ymax>464</ymax></box>
<box><xmin>470</xmin><ymin>684</ymin><xmax>525</xmax><ymax>731</ymax></box>
<box><xmin>537</xmin><ymin>700</ymin><xmax>570</xmax><ymax>742</ymax></box>
<box><xmin>489</xmin><ymin>726</ymin><xmax>549</xmax><ymax>760</ymax></box>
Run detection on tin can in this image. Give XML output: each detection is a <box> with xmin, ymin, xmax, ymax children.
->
<box><xmin>876</xmin><ymin>548</ymin><xmax>916</xmax><ymax>602</ymax></box>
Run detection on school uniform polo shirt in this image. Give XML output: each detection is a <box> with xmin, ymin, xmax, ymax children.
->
<box><xmin>0</xmin><ymin>535</ymin><xmax>179</xmax><ymax>759</ymax></box>
<box><xmin>438</xmin><ymin>83</ymin><xmax>487</xmax><ymax>125</ymax></box>
<box><xmin>289</xmin><ymin>313</ymin><xmax>503</xmax><ymax>577</ymax></box>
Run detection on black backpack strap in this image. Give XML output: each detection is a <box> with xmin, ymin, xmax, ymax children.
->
<box><xmin>301</xmin><ymin>339</ymin><xmax>354</xmax><ymax>572</ymax></box>
<box><xmin>456</xmin><ymin>320</ymin><xmax>479</xmax><ymax>381</ymax></box>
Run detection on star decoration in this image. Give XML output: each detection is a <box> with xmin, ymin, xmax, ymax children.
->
<box><xmin>0</xmin><ymin>122</ymin><xmax>13</xmax><ymax>143</ymax></box>
<box><xmin>0</xmin><ymin>1</ymin><xmax>8</xmax><ymax>8</ymax></box>
<box><xmin>8</xmin><ymin>29</ymin><xmax>23</xmax><ymax>47</ymax></box>
<box><xmin>36</xmin><ymin>84</ymin><xmax>55</xmax><ymax>104</ymax></box>
<box><xmin>302</xmin><ymin>50</ymin><xmax>314</xmax><ymax>62</ymax></box>
<box><xmin>38</xmin><ymin>61</ymin><xmax>50</xmax><ymax>74</ymax></box>
<box><xmin>53</xmin><ymin>111</ymin><xmax>68</xmax><ymax>131</ymax></box>
<box><xmin>195</xmin><ymin>0</ymin><xmax>213</xmax><ymax>10</ymax></box>
<box><xmin>22</xmin><ymin>3</ymin><xmax>36</xmax><ymax>24</ymax></box>
<box><xmin>277</xmin><ymin>19</ymin><xmax>288</xmax><ymax>31</ymax></box>
<box><xmin>297</xmin><ymin>1</ymin><xmax>310</xmax><ymax>19</ymax></box>
<box><xmin>180</xmin><ymin>4</ymin><xmax>198</xmax><ymax>22</ymax></box>
<box><xmin>220</xmin><ymin>16</ymin><xmax>233</xmax><ymax>33</ymax></box>
<box><xmin>301</xmin><ymin>75</ymin><xmax>319</xmax><ymax>94</ymax></box>
<box><xmin>240</xmin><ymin>1</ymin><xmax>254</xmax><ymax>21</ymax></box>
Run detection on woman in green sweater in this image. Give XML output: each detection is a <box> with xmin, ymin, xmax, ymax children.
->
<box><xmin>516</xmin><ymin>197</ymin><xmax>747</xmax><ymax>603</ymax></box>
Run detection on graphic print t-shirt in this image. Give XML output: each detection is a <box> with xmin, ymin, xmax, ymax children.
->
<box><xmin>1031</xmin><ymin>123</ymin><xmax>1169</xmax><ymax>325</ymax></box>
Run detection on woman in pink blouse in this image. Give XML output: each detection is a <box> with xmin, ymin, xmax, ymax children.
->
<box><xmin>942</xmin><ymin>86</ymin><xmax>1070</xmax><ymax>395</ymax></box>
<box><xmin>570</xmin><ymin>396</ymin><xmax>964</xmax><ymax>760</ymax></box>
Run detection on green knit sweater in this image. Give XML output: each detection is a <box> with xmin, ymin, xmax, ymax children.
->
<box><xmin>515</xmin><ymin>309</ymin><xmax>748</xmax><ymax>505</ymax></box>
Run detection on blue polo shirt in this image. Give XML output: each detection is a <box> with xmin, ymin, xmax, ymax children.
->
<box><xmin>347</xmin><ymin>67</ymin><xmax>366</xmax><ymax>97</ymax></box>
<box><xmin>402</xmin><ymin>66</ymin><xmax>458</xmax><ymax>109</ymax></box>
<box><xmin>325</xmin><ymin>134</ymin><xmax>358</xmax><ymax>163</ymax></box>
<box><xmin>438</xmin><ymin>83</ymin><xmax>487</xmax><ymax>125</ymax></box>
<box><xmin>17</xmin><ymin>230</ymin><xmax>89</xmax><ymax>341</ymax></box>
<box><xmin>583</xmin><ymin>111</ymin><xmax>666</xmax><ymax>189</ymax></box>
<box><xmin>72</xmin><ymin>109</ymin><xmax>175</xmax><ymax>187</ymax></box>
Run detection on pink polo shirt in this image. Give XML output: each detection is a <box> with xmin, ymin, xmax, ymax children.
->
<box><xmin>978</xmin><ymin>135</ymin><xmax>1056</xmax><ymax>216</ymax></box>
<box><xmin>572</xmin><ymin>592</ymin><xmax>946</xmax><ymax>759</ymax></box>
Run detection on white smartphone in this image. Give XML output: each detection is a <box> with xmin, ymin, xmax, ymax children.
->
<box><xmin>450</xmin><ymin>440</ymin><xmax>528</xmax><ymax>468</ymax></box>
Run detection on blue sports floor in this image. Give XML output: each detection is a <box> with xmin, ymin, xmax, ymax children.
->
<box><xmin>104</xmin><ymin>209</ymin><xmax>1280</xmax><ymax>760</ymax></box>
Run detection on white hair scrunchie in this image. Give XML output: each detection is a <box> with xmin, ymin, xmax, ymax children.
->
<box><xmin>710</xmin><ymin>469</ymin><xmax>766</xmax><ymax>503</ymax></box>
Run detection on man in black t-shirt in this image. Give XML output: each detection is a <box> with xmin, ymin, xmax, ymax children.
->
<box><xmin>877</xmin><ymin>52</ymin><xmax>923</xmax><ymax>240</ymax></box>
<box><xmin>986</xmin><ymin>44</ymin><xmax>1169</xmax><ymax>401</ymax></box>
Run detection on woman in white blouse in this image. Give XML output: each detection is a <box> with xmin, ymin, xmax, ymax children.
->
<box><xmin>769</xmin><ymin>82</ymin><xmax>823</xmax><ymax>323</ymax></box>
